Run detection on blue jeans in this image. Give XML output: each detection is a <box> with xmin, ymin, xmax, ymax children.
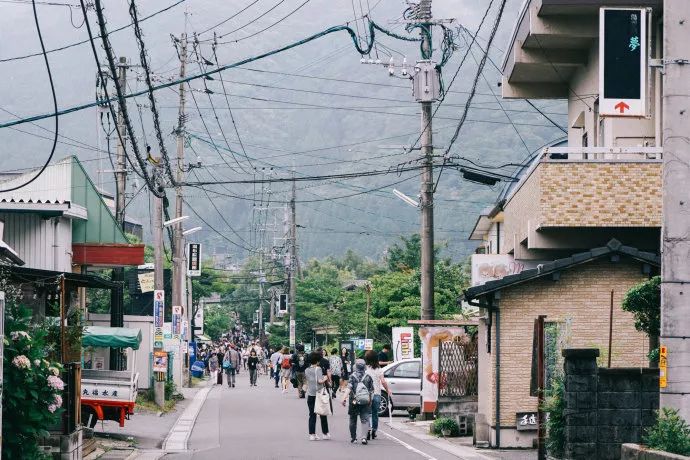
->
<box><xmin>371</xmin><ymin>394</ymin><xmax>381</xmax><ymax>431</ymax></box>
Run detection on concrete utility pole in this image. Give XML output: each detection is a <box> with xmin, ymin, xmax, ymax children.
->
<box><xmin>288</xmin><ymin>176</ymin><xmax>297</xmax><ymax>347</ymax></box>
<box><xmin>661</xmin><ymin>0</ymin><xmax>690</xmax><ymax>421</ymax></box>
<box><xmin>152</xmin><ymin>170</ymin><xmax>165</xmax><ymax>408</ymax></box>
<box><xmin>111</xmin><ymin>56</ymin><xmax>128</xmax><ymax>370</ymax></box>
<box><xmin>172</xmin><ymin>33</ymin><xmax>188</xmax><ymax>385</ymax></box>
<box><xmin>418</xmin><ymin>0</ymin><xmax>435</xmax><ymax>321</ymax></box>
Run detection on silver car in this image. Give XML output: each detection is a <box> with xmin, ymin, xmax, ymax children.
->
<box><xmin>379</xmin><ymin>358</ymin><xmax>421</xmax><ymax>417</ymax></box>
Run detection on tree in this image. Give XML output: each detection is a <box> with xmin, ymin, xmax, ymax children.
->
<box><xmin>622</xmin><ymin>276</ymin><xmax>660</xmax><ymax>365</ymax></box>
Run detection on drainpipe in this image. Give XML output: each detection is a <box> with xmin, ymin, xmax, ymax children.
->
<box><xmin>494</xmin><ymin>292</ymin><xmax>501</xmax><ymax>448</ymax></box>
<box><xmin>52</xmin><ymin>218</ymin><xmax>60</xmax><ymax>271</ymax></box>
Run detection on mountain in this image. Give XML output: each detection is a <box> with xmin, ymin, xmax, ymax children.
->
<box><xmin>0</xmin><ymin>0</ymin><xmax>567</xmax><ymax>263</ymax></box>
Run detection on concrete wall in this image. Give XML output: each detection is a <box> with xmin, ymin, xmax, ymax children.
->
<box><xmin>562</xmin><ymin>349</ymin><xmax>659</xmax><ymax>460</ymax></box>
<box><xmin>476</xmin><ymin>259</ymin><xmax>651</xmax><ymax>448</ymax></box>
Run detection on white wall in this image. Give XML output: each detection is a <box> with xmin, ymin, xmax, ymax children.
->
<box><xmin>86</xmin><ymin>313</ymin><xmax>153</xmax><ymax>390</ymax></box>
<box><xmin>0</xmin><ymin>213</ymin><xmax>72</xmax><ymax>272</ymax></box>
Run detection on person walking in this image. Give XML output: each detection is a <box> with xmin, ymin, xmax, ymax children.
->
<box><xmin>342</xmin><ymin>359</ymin><xmax>374</xmax><ymax>445</ymax></box>
<box><xmin>248</xmin><ymin>349</ymin><xmax>259</xmax><ymax>386</ymax></box>
<box><xmin>364</xmin><ymin>350</ymin><xmax>391</xmax><ymax>440</ymax></box>
<box><xmin>328</xmin><ymin>348</ymin><xmax>343</xmax><ymax>398</ymax></box>
<box><xmin>224</xmin><ymin>345</ymin><xmax>241</xmax><ymax>388</ymax></box>
<box><xmin>208</xmin><ymin>350</ymin><xmax>219</xmax><ymax>385</ymax></box>
<box><xmin>241</xmin><ymin>347</ymin><xmax>249</xmax><ymax>370</ymax></box>
<box><xmin>216</xmin><ymin>348</ymin><xmax>225</xmax><ymax>385</ymax></box>
<box><xmin>341</xmin><ymin>348</ymin><xmax>352</xmax><ymax>380</ymax></box>
<box><xmin>280</xmin><ymin>347</ymin><xmax>292</xmax><ymax>393</ymax></box>
<box><xmin>305</xmin><ymin>351</ymin><xmax>330</xmax><ymax>441</ymax></box>
<box><xmin>291</xmin><ymin>344</ymin><xmax>308</xmax><ymax>398</ymax></box>
<box><xmin>270</xmin><ymin>347</ymin><xmax>283</xmax><ymax>388</ymax></box>
<box><xmin>377</xmin><ymin>344</ymin><xmax>392</xmax><ymax>366</ymax></box>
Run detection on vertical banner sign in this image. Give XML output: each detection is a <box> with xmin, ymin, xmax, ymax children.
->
<box><xmin>289</xmin><ymin>319</ymin><xmax>296</xmax><ymax>347</ymax></box>
<box><xmin>153</xmin><ymin>290</ymin><xmax>164</xmax><ymax>349</ymax></box>
<box><xmin>181</xmin><ymin>320</ymin><xmax>188</xmax><ymax>341</ymax></box>
<box><xmin>392</xmin><ymin>327</ymin><xmax>415</xmax><ymax>361</ymax></box>
<box><xmin>659</xmin><ymin>346</ymin><xmax>668</xmax><ymax>388</ymax></box>
<box><xmin>599</xmin><ymin>8</ymin><xmax>647</xmax><ymax>116</ymax></box>
<box><xmin>187</xmin><ymin>243</ymin><xmax>201</xmax><ymax>277</ymax></box>
<box><xmin>419</xmin><ymin>327</ymin><xmax>470</xmax><ymax>413</ymax></box>
<box><xmin>172</xmin><ymin>305</ymin><xmax>182</xmax><ymax>338</ymax></box>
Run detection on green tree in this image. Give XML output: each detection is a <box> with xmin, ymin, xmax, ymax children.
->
<box><xmin>622</xmin><ymin>276</ymin><xmax>660</xmax><ymax>365</ymax></box>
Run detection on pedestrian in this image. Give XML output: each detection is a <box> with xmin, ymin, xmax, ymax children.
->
<box><xmin>224</xmin><ymin>345</ymin><xmax>241</xmax><ymax>388</ymax></box>
<box><xmin>209</xmin><ymin>350</ymin><xmax>219</xmax><ymax>384</ymax></box>
<box><xmin>248</xmin><ymin>349</ymin><xmax>259</xmax><ymax>386</ymax></box>
<box><xmin>305</xmin><ymin>351</ymin><xmax>330</xmax><ymax>441</ymax></box>
<box><xmin>316</xmin><ymin>348</ymin><xmax>331</xmax><ymax>388</ymax></box>
<box><xmin>216</xmin><ymin>348</ymin><xmax>225</xmax><ymax>385</ymax></box>
<box><xmin>364</xmin><ymin>350</ymin><xmax>391</xmax><ymax>440</ymax></box>
<box><xmin>342</xmin><ymin>359</ymin><xmax>374</xmax><ymax>445</ymax></box>
<box><xmin>328</xmin><ymin>347</ymin><xmax>343</xmax><ymax>398</ymax></box>
<box><xmin>242</xmin><ymin>347</ymin><xmax>249</xmax><ymax>370</ymax></box>
<box><xmin>341</xmin><ymin>347</ymin><xmax>352</xmax><ymax>380</ymax></box>
<box><xmin>377</xmin><ymin>345</ymin><xmax>392</xmax><ymax>367</ymax></box>
<box><xmin>291</xmin><ymin>344</ymin><xmax>308</xmax><ymax>398</ymax></box>
<box><xmin>270</xmin><ymin>347</ymin><xmax>283</xmax><ymax>388</ymax></box>
<box><xmin>280</xmin><ymin>347</ymin><xmax>292</xmax><ymax>393</ymax></box>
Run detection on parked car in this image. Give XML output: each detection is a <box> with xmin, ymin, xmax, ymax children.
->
<box><xmin>379</xmin><ymin>358</ymin><xmax>421</xmax><ymax>417</ymax></box>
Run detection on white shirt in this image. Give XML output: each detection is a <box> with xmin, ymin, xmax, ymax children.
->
<box><xmin>270</xmin><ymin>352</ymin><xmax>282</xmax><ymax>367</ymax></box>
<box><xmin>365</xmin><ymin>367</ymin><xmax>384</xmax><ymax>395</ymax></box>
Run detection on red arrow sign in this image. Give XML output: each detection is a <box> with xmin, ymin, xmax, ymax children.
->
<box><xmin>614</xmin><ymin>101</ymin><xmax>630</xmax><ymax>114</ymax></box>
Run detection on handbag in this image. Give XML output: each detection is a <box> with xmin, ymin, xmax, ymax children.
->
<box><xmin>314</xmin><ymin>387</ymin><xmax>332</xmax><ymax>416</ymax></box>
<box><xmin>222</xmin><ymin>359</ymin><xmax>232</xmax><ymax>370</ymax></box>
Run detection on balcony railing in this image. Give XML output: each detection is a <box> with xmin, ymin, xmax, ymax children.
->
<box><xmin>541</xmin><ymin>146</ymin><xmax>663</xmax><ymax>162</ymax></box>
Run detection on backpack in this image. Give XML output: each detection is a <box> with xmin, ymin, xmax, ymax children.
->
<box><xmin>281</xmin><ymin>356</ymin><xmax>291</xmax><ymax>369</ymax></box>
<box><xmin>354</xmin><ymin>375</ymin><xmax>372</xmax><ymax>406</ymax></box>
<box><xmin>297</xmin><ymin>353</ymin><xmax>306</xmax><ymax>369</ymax></box>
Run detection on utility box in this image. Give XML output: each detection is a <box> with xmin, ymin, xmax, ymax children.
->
<box><xmin>412</xmin><ymin>60</ymin><xmax>440</xmax><ymax>102</ymax></box>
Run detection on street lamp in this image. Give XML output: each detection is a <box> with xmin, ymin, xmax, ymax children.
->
<box><xmin>163</xmin><ymin>215</ymin><xmax>189</xmax><ymax>227</ymax></box>
<box><xmin>392</xmin><ymin>189</ymin><xmax>420</xmax><ymax>208</ymax></box>
<box><xmin>182</xmin><ymin>226</ymin><xmax>202</xmax><ymax>236</ymax></box>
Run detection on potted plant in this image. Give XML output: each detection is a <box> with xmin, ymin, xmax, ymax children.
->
<box><xmin>432</xmin><ymin>417</ymin><xmax>459</xmax><ymax>437</ymax></box>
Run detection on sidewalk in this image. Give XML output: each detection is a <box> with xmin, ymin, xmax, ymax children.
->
<box><xmin>87</xmin><ymin>382</ymin><xmax>210</xmax><ymax>460</ymax></box>
<box><xmin>386</xmin><ymin>420</ymin><xmax>537</xmax><ymax>460</ymax></box>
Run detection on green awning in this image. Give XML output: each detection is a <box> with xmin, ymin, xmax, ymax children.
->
<box><xmin>82</xmin><ymin>326</ymin><xmax>142</xmax><ymax>350</ymax></box>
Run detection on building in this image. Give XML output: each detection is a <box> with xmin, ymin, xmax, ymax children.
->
<box><xmin>463</xmin><ymin>0</ymin><xmax>664</xmax><ymax>448</ymax></box>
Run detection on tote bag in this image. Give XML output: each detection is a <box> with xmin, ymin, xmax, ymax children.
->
<box><xmin>314</xmin><ymin>387</ymin><xmax>332</xmax><ymax>416</ymax></box>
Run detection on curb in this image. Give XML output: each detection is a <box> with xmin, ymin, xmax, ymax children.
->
<box><xmin>161</xmin><ymin>383</ymin><xmax>213</xmax><ymax>451</ymax></box>
<box><xmin>385</xmin><ymin>421</ymin><xmax>494</xmax><ymax>460</ymax></box>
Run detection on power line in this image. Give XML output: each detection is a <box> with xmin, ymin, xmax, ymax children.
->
<box><xmin>216</xmin><ymin>0</ymin><xmax>312</xmax><ymax>45</ymax></box>
<box><xmin>0</xmin><ymin>0</ymin><xmax>187</xmax><ymax>63</ymax></box>
<box><xmin>0</xmin><ymin>0</ymin><xmax>58</xmax><ymax>193</ymax></box>
<box><xmin>197</xmin><ymin>0</ymin><xmax>260</xmax><ymax>36</ymax></box>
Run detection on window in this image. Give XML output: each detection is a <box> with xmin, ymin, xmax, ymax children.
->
<box><xmin>392</xmin><ymin>361</ymin><xmax>421</xmax><ymax>378</ymax></box>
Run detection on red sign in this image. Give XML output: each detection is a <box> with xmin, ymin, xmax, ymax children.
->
<box><xmin>614</xmin><ymin>101</ymin><xmax>630</xmax><ymax>113</ymax></box>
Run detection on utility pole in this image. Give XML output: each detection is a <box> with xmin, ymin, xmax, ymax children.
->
<box><xmin>152</xmin><ymin>169</ymin><xmax>165</xmax><ymax>408</ymax></box>
<box><xmin>418</xmin><ymin>0</ymin><xmax>436</xmax><ymax>321</ymax></box>
<box><xmin>288</xmin><ymin>176</ymin><xmax>297</xmax><ymax>348</ymax></box>
<box><xmin>172</xmin><ymin>33</ymin><xmax>187</xmax><ymax>386</ymax></box>
<box><xmin>661</xmin><ymin>0</ymin><xmax>690</xmax><ymax>422</ymax></box>
<box><xmin>110</xmin><ymin>56</ymin><xmax>128</xmax><ymax>370</ymax></box>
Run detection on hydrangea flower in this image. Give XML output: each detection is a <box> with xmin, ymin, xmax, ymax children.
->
<box><xmin>49</xmin><ymin>367</ymin><xmax>60</xmax><ymax>376</ymax></box>
<box><xmin>47</xmin><ymin>375</ymin><xmax>64</xmax><ymax>391</ymax></box>
<box><xmin>12</xmin><ymin>355</ymin><xmax>31</xmax><ymax>369</ymax></box>
<box><xmin>10</xmin><ymin>331</ymin><xmax>31</xmax><ymax>341</ymax></box>
<box><xmin>47</xmin><ymin>404</ymin><xmax>58</xmax><ymax>413</ymax></box>
<box><xmin>33</xmin><ymin>359</ymin><xmax>41</xmax><ymax>367</ymax></box>
<box><xmin>53</xmin><ymin>394</ymin><xmax>63</xmax><ymax>408</ymax></box>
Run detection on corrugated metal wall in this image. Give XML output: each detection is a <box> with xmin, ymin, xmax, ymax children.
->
<box><xmin>0</xmin><ymin>213</ymin><xmax>72</xmax><ymax>271</ymax></box>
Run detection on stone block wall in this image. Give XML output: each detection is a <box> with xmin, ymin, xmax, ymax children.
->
<box><xmin>562</xmin><ymin>349</ymin><xmax>659</xmax><ymax>460</ymax></box>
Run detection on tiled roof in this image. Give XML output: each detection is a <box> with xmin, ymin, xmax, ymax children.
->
<box><xmin>464</xmin><ymin>239</ymin><xmax>659</xmax><ymax>300</ymax></box>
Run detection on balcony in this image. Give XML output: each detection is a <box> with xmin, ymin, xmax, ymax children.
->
<box><xmin>502</xmin><ymin>147</ymin><xmax>662</xmax><ymax>259</ymax></box>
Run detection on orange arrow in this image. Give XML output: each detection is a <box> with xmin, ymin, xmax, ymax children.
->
<box><xmin>614</xmin><ymin>101</ymin><xmax>630</xmax><ymax>114</ymax></box>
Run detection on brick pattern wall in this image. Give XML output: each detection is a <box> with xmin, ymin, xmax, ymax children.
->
<box><xmin>487</xmin><ymin>259</ymin><xmax>650</xmax><ymax>428</ymax></box>
<box><xmin>502</xmin><ymin>162</ymin><xmax>661</xmax><ymax>255</ymax></box>
<box><xmin>562</xmin><ymin>349</ymin><xmax>659</xmax><ymax>460</ymax></box>
<box><xmin>540</xmin><ymin>162</ymin><xmax>661</xmax><ymax>228</ymax></box>
<box><xmin>503</xmin><ymin>166</ymin><xmax>542</xmax><ymax>254</ymax></box>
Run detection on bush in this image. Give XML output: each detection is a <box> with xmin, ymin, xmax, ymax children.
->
<box><xmin>2</xmin><ymin>302</ymin><xmax>65</xmax><ymax>459</ymax></box>
<box><xmin>431</xmin><ymin>417</ymin><xmax>459</xmax><ymax>437</ymax></box>
<box><xmin>644</xmin><ymin>407</ymin><xmax>690</xmax><ymax>456</ymax></box>
<box><xmin>542</xmin><ymin>376</ymin><xmax>565</xmax><ymax>458</ymax></box>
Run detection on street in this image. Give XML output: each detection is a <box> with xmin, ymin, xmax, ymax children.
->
<box><xmin>165</xmin><ymin>373</ymin><xmax>458</xmax><ymax>460</ymax></box>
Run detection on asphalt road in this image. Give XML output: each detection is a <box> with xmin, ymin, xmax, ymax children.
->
<box><xmin>164</xmin><ymin>371</ymin><xmax>459</xmax><ymax>460</ymax></box>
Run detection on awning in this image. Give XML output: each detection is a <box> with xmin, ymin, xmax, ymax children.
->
<box><xmin>195</xmin><ymin>334</ymin><xmax>212</xmax><ymax>343</ymax></box>
<box><xmin>82</xmin><ymin>326</ymin><xmax>142</xmax><ymax>350</ymax></box>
